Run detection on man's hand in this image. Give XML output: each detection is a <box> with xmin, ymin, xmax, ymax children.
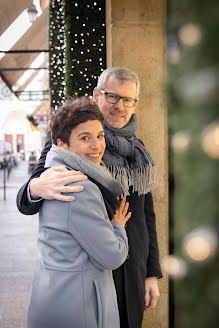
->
<box><xmin>30</xmin><ymin>166</ymin><xmax>87</xmax><ymax>201</ymax></box>
<box><xmin>144</xmin><ymin>277</ymin><xmax>160</xmax><ymax>311</ymax></box>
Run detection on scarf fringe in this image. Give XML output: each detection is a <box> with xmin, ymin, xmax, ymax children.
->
<box><xmin>106</xmin><ymin>164</ymin><xmax>158</xmax><ymax>197</ymax></box>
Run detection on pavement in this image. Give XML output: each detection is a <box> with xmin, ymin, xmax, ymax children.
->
<box><xmin>0</xmin><ymin>161</ymin><xmax>38</xmax><ymax>328</ymax></box>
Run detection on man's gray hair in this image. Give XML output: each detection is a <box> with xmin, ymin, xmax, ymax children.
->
<box><xmin>97</xmin><ymin>67</ymin><xmax>140</xmax><ymax>98</ymax></box>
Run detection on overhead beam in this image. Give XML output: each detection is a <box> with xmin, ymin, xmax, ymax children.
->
<box><xmin>0</xmin><ymin>50</ymin><xmax>49</xmax><ymax>54</ymax></box>
<box><xmin>32</xmin><ymin>99</ymin><xmax>50</xmax><ymax>115</ymax></box>
<box><xmin>0</xmin><ymin>67</ymin><xmax>48</xmax><ymax>71</ymax></box>
<box><xmin>15</xmin><ymin>54</ymin><xmax>48</xmax><ymax>94</ymax></box>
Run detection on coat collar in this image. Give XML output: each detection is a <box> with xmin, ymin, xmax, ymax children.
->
<box><xmin>45</xmin><ymin>144</ymin><xmax>124</xmax><ymax>198</ymax></box>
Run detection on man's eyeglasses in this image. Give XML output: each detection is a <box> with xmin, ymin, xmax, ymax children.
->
<box><xmin>100</xmin><ymin>90</ymin><xmax>137</xmax><ymax>108</ymax></box>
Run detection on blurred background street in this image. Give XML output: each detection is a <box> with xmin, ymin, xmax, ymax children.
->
<box><xmin>0</xmin><ymin>160</ymin><xmax>38</xmax><ymax>328</ymax></box>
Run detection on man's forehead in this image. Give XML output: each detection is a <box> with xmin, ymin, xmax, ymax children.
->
<box><xmin>105</xmin><ymin>76</ymin><xmax>137</xmax><ymax>95</ymax></box>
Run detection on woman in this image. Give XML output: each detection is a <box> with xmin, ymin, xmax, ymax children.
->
<box><xmin>27</xmin><ymin>97</ymin><xmax>130</xmax><ymax>328</ymax></box>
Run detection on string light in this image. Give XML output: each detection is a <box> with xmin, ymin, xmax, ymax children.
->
<box><xmin>171</xmin><ymin>131</ymin><xmax>191</xmax><ymax>153</ymax></box>
<box><xmin>162</xmin><ymin>255</ymin><xmax>187</xmax><ymax>279</ymax></box>
<box><xmin>49</xmin><ymin>0</ymin><xmax>106</xmax><ymax>103</ymax></box>
<box><xmin>201</xmin><ymin>122</ymin><xmax>219</xmax><ymax>158</ymax></box>
<box><xmin>183</xmin><ymin>227</ymin><xmax>218</xmax><ymax>262</ymax></box>
<box><xmin>179</xmin><ymin>23</ymin><xmax>202</xmax><ymax>47</ymax></box>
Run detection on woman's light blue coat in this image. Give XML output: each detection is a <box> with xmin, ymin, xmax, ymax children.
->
<box><xmin>27</xmin><ymin>147</ymin><xmax>129</xmax><ymax>328</ymax></box>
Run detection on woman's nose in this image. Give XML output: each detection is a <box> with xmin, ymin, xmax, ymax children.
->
<box><xmin>90</xmin><ymin>138</ymin><xmax>101</xmax><ymax>149</ymax></box>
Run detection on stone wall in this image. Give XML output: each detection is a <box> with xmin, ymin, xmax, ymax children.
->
<box><xmin>106</xmin><ymin>1</ymin><xmax>169</xmax><ymax>327</ymax></box>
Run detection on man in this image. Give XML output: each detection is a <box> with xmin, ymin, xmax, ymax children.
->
<box><xmin>17</xmin><ymin>67</ymin><xmax>162</xmax><ymax>328</ymax></box>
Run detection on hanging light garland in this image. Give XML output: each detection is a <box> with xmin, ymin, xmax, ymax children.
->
<box><xmin>49</xmin><ymin>0</ymin><xmax>106</xmax><ymax>110</ymax></box>
<box><xmin>64</xmin><ymin>0</ymin><xmax>106</xmax><ymax>98</ymax></box>
<box><xmin>49</xmin><ymin>0</ymin><xmax>66</xmax><ymax>112</ymax></box>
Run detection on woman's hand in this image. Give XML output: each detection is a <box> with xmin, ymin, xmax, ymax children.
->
<box><xmin>112</xmin><ymin>197</ymin><xmax>132</xmax><ymax>227</ymax></box>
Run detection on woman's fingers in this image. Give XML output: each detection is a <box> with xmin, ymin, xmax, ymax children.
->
<box><xmin>123</xmin><ymin>211</ymin><xmax>132</xmax><ymax>224</ymax></box>
<box><xmin>119</xmin><ymin>197</ymin><xmax>126</xmax><ymax>212</ymax></box>
<box><xmin>112</xmin><ymin>197</ymin><xmax>132</xmax><ymax>226</ymax></box>
<box><xmin>117</xmin><ymin>197</ymin><xmax>126</xmax><ymax>214</ymax></box>
<box><xmin>123</xmin><ymin>201</ymin><xmax>129</xmax><ymax>216</ymax></box>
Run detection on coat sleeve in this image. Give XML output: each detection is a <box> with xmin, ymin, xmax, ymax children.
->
<box><xmin>144</xmin><ymin>192</ymin><xmax>163</xmax><ymax>278</ymax></box>
<box><xmin>16</xmin><ymin>131</ymin><xmax>52</xmax><ymax>215</ymax></box>
<box><xmin>68</xmin><ymin>180</ymin><xmax>129</xmax><ymax>270</ymax></box>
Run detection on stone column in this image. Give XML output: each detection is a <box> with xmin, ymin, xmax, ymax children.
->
<box><xmin>106</xmin><ymin>1</ymin><xmax>168</xmax><ymax>327</ymax></box>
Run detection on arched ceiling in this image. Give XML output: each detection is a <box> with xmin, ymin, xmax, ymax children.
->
<box><xmin>0</xmin><ymin>0</ymin><xmax>32</xmax><ymax>36</ymax></box>
<box><xmin>0</xmin><ymin>0</ymin><xmax>49</xmax><ymax>97</ymax></box>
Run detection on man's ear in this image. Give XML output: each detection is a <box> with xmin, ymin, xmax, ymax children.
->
<box><xmin>133</xmin><ymin>97</ymin><xmax>140</xmax><ymax>112</ymax></box>
<box><xmin>93</xmin><ymin>87</ymin><xmax>99</xmax><ymax>104</ymax></box>
<box><xmin>136</xmin><ymin>97</ymin><xmax>140</xmax><ymax>106</ymax></box>
<box><xmin>57</xmin><ymin>138</ymin><xmax>68</xmax><ymax>149</ymax></box>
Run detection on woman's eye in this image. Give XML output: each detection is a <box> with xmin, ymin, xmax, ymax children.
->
<box><xmin>81</xmin><ymin>136</ymin><xmax>88</xmax><ymax>141</ymax></box>
<box><xmin>98</xmin><ymin>134</ymin><xmax>104</xmax><ymax>139</ymax></box>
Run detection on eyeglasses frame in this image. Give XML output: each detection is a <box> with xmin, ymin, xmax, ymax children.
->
<box><xmin>100</xmin><ymin>90</ymin><xmax>138</xmax><ymax>108</ymax></box>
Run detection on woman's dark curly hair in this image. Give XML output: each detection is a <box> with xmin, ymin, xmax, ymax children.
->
<box><xmin>50</xmin><ymin>96</ymin><xmax>104</xmax><ymax>145</ymax></box>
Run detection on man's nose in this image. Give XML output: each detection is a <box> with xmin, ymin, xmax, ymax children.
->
<box><xmin>114</xmin><ymin>98</ymin><xmax>124</xmax><ymax>110</ymax></box>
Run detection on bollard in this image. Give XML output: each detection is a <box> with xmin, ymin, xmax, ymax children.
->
<box><xmin>3</xmin><ymin>160</ymin><xmax>6</xmax><ymax>200</ymax></box>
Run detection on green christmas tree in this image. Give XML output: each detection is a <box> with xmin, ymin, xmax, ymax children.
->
<box><xmin>167</xmin><ymin>1</ymin><xmax>219</xmax><ymax>327</ymax></box>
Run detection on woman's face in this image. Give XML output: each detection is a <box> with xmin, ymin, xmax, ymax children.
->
<box><xmin>57</xmin><ymin>120</ymin><xmax>105</xmax><ymax>165</ymax></box>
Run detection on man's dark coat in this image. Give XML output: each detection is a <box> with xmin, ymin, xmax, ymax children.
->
<box><xmin>17</xmin><ymin>131</ymin><xmax>162</xmax><ymax>328</ymax></box>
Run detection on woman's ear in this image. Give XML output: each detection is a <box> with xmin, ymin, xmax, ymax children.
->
<box><xmin>57</xmin><ymin>138</ymin><xmax>68</xmax><ymax>149</ymax></box>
